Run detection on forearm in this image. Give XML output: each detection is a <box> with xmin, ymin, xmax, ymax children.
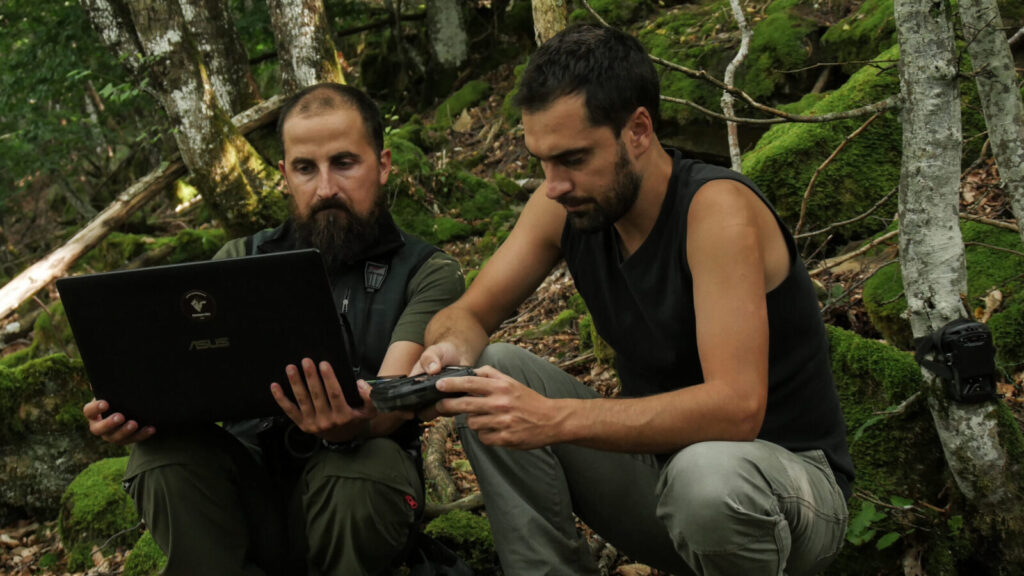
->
<box><xmin>552</xmin><ymin>383</ymin><xmax>764</xmax><ymax>454</ymax></box>
<box><xmin>424</xmin><ymin>305</ymin><xmax>493</xmax><ymax>365</ymax></box>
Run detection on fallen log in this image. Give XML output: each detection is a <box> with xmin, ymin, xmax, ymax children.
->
<box><xmin>0</xmin><ymin>95</ymin><xmax>285</xmax><ymax>321</ymax></box>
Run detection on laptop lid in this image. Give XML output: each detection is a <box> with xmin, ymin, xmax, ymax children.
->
<box><xmin>56</xmin><ymin>248</ymin><xmax>362</xmax><ymax>426</ymax></box>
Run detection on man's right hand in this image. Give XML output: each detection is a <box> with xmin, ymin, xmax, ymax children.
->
<box><xmin>83</xmin><ymin>399</ymin><xmax>155</xmax><ymax>446</ymax></box>
<box><xmin>412</xmin><ymin>341</ymin><xmax>469</xmax><ymax>377</ymax></box>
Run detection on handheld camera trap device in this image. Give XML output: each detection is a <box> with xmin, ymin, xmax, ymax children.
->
<box><xmin>369</xmin><ymin>366</ymin><xmax>475</xmax><ymax>412</ymax></box>
<box><xmin>914</xmin><ymin>318</ymin><xmax>997</xmax><ymax>404</ymax></box>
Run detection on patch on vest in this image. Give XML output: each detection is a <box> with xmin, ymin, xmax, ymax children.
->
<box><xmin>364</xmin><ymin>261</ymin><xmax>388</xmax><ymax>291</ymax></box>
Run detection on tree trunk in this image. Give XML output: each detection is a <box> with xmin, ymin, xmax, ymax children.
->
<box><xmin>426</xmin><ymin>0</ymin><xmax>468</xmax><ymax>69</ymax></box>
<box><xmin>81</xmin><ymin>0</ymin><xmax>286</xmax><ymax>236</ymax></box>
<box><xmin>179</xmin><ymin>0</ymin><xmax>261</xmax><ymax>115</ymax></box>
<box><xmin>959</xmin><ymin>0</ymin><xmax>1024</xmax><ymax>247</ymax></box>
<box><xmin>894</xmin><ymin>0</ymin><xmax>1023</xmax><ymax>521</ymax></box>
<box><xmin>531</xmin><ymin>0</ymin><xmax>568</xmax><ymax>45</ymax></box>
<box><xmin>266</xmin><ymin>0</ymin><xmax>344</xmax><ymax>93</ymax></box>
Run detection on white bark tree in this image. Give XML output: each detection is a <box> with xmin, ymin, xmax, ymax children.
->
<box><xmin>180</xmin><ymin>0</ymin><xmax>261</xmax><ymax>114</ymax></box>
<box><xmin>426</xmin><ymin>0</ymin><xmax>469</xmax><ymax>69</ymax></box>
<box><xmin>266</xmin><ymin>0</ymin><xmax>344</xmax><ymax>93</ymax></box>
<box><xmin>531</xmin><ymin>0</ymin><xmax>568</xmax><ymax>45</ymax></box>
<box><xmin>80</xmin><ymin>0</ymin><xmax>284</xmax><ymax>235</ymax></box>
<box><xmin>722</xmin><ymin>0</ymin><xmax>752</xmax><ymax>172</ymax></box>
<box><xmin>894</xmin><ymin>0</ymin><xmax>1022</xmax><ymax>523</ymax></box>
<box><xmin>959</xmin><ymin>0</ymin><xmax>1024</xmax><ymax>246</ymax></box>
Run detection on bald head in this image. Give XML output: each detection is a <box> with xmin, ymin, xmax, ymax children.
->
<box><xmin>277</xmin><ymin>83</ymin><xmax>385</xmax><ymax>158</ymax></box>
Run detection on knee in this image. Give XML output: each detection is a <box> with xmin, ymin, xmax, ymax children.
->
<box><xmin>478</xmin><ymin>343</ymin><xmax>530</xmax><ymax>376</ymax></box>
<box><xmin>656</xmin><ymin>442</ymin><xmax>777</xmax><ymax>545</ymax></box>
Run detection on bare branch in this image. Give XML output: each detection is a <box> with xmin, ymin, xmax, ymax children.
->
<box><xmin>1010</xmin><ymin>26</ymin><xmax>1024</xmax><ymax>46</ymax></box>
<box><xmin>958</xmin><ymin>213</ymin><xmax>1020</xmax><ymax>232</ymax></box>
<box><xmin>809</xmin><ymin>229</ymin><xmax>899</xmax><ymax>276</ymax></box>
<box><xmin>722</xmin><ymin>0</ymin><xmax>752</xmax><ymax>171</ymax></box>
<box><xmin>794</xmin><ymin>111</ymin><xmax>884</xmax><ymax>236</ymax></box>
<box><xmin>796</xmin><ymin>186</ymin><xmax>898</xmax><ymax>239</ymax></box>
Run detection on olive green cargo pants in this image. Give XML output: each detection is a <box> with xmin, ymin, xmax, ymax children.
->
<box><xmin>459</xmin><ymin>343</ymin><xmax>849</xmax><ymax>576</ymax></box>
<box><xmin>124</xmin><ymin>425</ymin><xmax>423</xmax><ymax>576</ymax></box>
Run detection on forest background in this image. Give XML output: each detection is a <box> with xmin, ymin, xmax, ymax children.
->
<box><xmin>2</xmin><ymin>0</ymin><xmax>1024</xmax><ymax>575</ymax></box>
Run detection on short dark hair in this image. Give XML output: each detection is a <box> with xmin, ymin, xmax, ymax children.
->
<box><xmin>277</xmin><ymin>83</ymin><xmax>385</xmax><ymax>158</ymax></box>
<box><xmin>514</xmin><ymin>24</ymin><xmax>660</xmax><ymax>134</ymax></box>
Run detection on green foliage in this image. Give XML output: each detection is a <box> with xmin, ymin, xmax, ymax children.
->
<box><xmin>122</xmin><ymin>532</ymin><xmax>167</xmax><ymax>576</ymax></box>
<box><xmin>846</xmin><ymin>501</ymin><xmax>887</xmax><ymax>546</ymax></box>
<box><xmin>58</xmin><ymin>457</ymin><xmax>141</xmax><ymax>572</ymax></box>
<box><xmin>424</xmin><ymin>510</ymin><xmax>497</xmax><ymax>573</ymax></box>
<box><xmin>501</xmin><ymin>60</ymin><xmax>529</xmax><ymax>127</ymax></box>
<box><xmin>0</xmin><ymin>0</ymin><xmax>168</xmax><ymax>214</ymax></box>
<box><xmin>861</xmin><ymin>221</ymin><xmax>1024</xmax><ymax>373</ymax></box>
<box><xmin>77</xmin><ymin>228</ymin><xmax>228</xmax><ymax>273</ymax></box>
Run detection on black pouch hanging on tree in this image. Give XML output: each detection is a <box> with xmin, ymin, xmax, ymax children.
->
<box><xmin>913</xmin><ymin>318</ymin><xmax>998</xmax><ymax>403</ymax></box>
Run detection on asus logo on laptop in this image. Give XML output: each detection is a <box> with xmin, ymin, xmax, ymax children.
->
<box><xmin>189</xmin><ymin>337</ymin><xmax>231</xmax><ymax>351</ymax></box>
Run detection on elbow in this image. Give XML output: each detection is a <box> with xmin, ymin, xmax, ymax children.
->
<box><xmin>733</xmin><ymin>397</ymin><xmax>766</xmax><ymax>441</ymax></box>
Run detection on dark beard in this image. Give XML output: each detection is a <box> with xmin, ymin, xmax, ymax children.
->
<box><xmin>566</xmin><ymin>143</ymin><xmax>642</xmax><ymax>233</ymax></box>
<box><xmin>293</xmin><ymin>195</ymin><xmax>385</xmax><ymax>271</ymax></box>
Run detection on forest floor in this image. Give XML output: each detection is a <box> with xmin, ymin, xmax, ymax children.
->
<box><xmin>2</xmin><ymin>62</ymin><xmax>1024</xmax><ymax>574</ymax></box>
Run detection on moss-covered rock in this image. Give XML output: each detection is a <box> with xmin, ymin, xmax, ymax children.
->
<box><xmin>0</xmin><ymin>354</ymin><xmax>125</xmax><ymax>524</ymax></box>
<box><xmin>824</xmin><ymin>326</ymin><xmax>983</xmax><ymax>575</ymax></box>
<box><xmin>424</xmin><ymin>509</ymin><xmax>498</xmax><ymax>573</ymax></box>
<box><xmin>742</xmin><ymin>44</ymin><xmax>902</xmax><ymax>245</ymax></box>
<box><xmin>122</xmin><ymin>531</ymin><xmax>167</xmax><ymax>576</ymax></box>
<box><xmin>433</xmin><ymin>80</ymin><xmax>491</xmax><ymax>129</ymax></box>
<box><xmin>57</xmin><ymin>456</ymin><xmax>141</xmax><ymax>572</ymax></box>
<box><xmin>77</xmin><ymin>228</ymin><xmax>228</xmax><ymax>273</ymax></box>
<box><xmin>501</xmin><ymin>60</ymin><xmax>528</xmax><ymax>127</ymax></box>
<box><xmin>862</xmin><ymin>220</ymin><xmax>1024</xmax><ymax>374</ymax></box>
<box><xmin>820</xmin><ymin>0</ymin><xmax>897</xmax><ymax>74</ymax></box>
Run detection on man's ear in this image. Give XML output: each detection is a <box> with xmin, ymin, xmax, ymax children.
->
<box><xmin>623</xmin><ymin>107</ymin><xmax>654</xmax><ymax>156</ymax></box>
<box><xmin>378</xmin><ymin>149</ymin><xmax>392</xmax><ymax>186</ymax></box>
<box><xmin>278</xmin><ymin>160</ymin><xmax>289</xmax><ymax>194</ymax></box>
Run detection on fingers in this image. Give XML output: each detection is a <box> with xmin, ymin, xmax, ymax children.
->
<box><xmin>272</xmin><ymin>359</ymin><xmax>372</xmax><ymax>437</ymax></box>
<box><xmin>84</xmin><ymin>399</ymin><xmax>155</xmax><ymax>445</ymax></box>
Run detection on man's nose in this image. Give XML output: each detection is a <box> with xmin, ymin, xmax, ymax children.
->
<box><xmin>542</xmin><ymin>164</ymin><xmax>572</xmax><ymax>199</ymax></box>
<box><xmin>314</xmin><ymin>169</ymin><xmax>335</xmax><ymax>199</ymax></box>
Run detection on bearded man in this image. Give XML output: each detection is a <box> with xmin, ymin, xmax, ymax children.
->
<box><xmin>83</xmin><ymin>83</ymin><xmax>464</xmax><ymax>576</ymax></box>
<box><xmin>415</xmin><ymin>25</ymin><xmax>853</xmax><ymax>576</ymax></box>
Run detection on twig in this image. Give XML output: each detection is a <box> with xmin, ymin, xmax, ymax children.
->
<box><xmin>1010</xmin><ymin>26</ymin><xmax>1024</xmax><ymax>46</ymax></box>
<box><xmin>958</xmin><ymin>213</ymin><xmax>1019</xmax><ymax>232</ymax></box>
<box><xmin>874</xmin><ymin>391</ymin><xmax>922</xmax><ymax>417</ymax></box>
<box><xmin>964</xmin><ymin>241</ymin><xmax>1024</xmax><ymax>259</ymax></box>
<box><xmin>424</xmin><ymin>492</ymin><xmax>485</xmax><ymax>519</ymax></box>
<box><xmin>809</xmin><ymin>229</ymin><xmax>899</xmax><ymax>276</ymax></box>
<box><xmin>794</xmin><ymin>111</ymin><xmax>883</xmax><ymax>236</ymax></box>
<box><xmin>660</xmin><ymin>94</ymin><xmax>899</xmax><ymax>125</ymax></box>
<box><xmin>820</xmin><ymin>260</ymin><xmax>896</xmax><ymax>316</ymax></box>
<box><xmin>781</xmin><ymin>59</ymin><xmax>900</xmax><ymax>74</ymax></box>
<box><xmin>796</xmin><ymin>186</ymin><xmax>898</xmax><ymax>239</ymax></box>
<box><xmin>722</xmin><ymin>0</ymin><xmax>752</xmax><ymax>171</ymax></box>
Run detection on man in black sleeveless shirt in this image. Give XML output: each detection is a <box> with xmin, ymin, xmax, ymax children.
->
<box><xmin>417</xmin><ymin>25</ymin><xmax>853</xmax><ymax>576</ymax></box>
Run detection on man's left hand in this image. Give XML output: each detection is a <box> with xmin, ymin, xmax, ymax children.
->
<box><xmin>434</xmin><ymin>365</ymin><xmax>562</xmax><ymax>450</ymax></box>
<box><xmin>271</xmin><ymin>358</ymin><xmax>376</xmax><ymax>443</ymax></box>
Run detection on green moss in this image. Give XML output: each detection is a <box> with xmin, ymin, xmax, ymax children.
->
<box><xmin>38</xmin><ymin>552</ymin><xmax>59</xmax><ymax>569</ymax></box>
<box><xmin>433</xmin><ymin>80</ymin><xmax>491</xmax><ymax>129</ymax></box>
<box><xmin>122</xmin><ymin>531</ymin><xmax>167</xmax><ymax>576</ymax></box>
<box><xmin>743</xmin><ymin>43</ymin><xmax>902</xmax><ymax>244</ymax></box>
<box><xmin>569</xmin><ymin>0</ymin><xmax>649</xmax><ymax>27</ymax></box>
<box><xmin>501</xmin><ymin>61</ymin><xmax>528</xmax><ymax>127</ymax></box>
<box><xmin>78</xmin><ymin>228</ymin><xmax>227</xmax><ymax>273</ymax></box>
<box><xmin>523</xmin><ymin>309</ymin><xmax>579</xmax><ymax>339</ymax></box>
<box><xmin>820</xmin><ymin>0</ymin><xmax>897</xmax><ymax>74</ymax></box>
<box><xmin>58</xmin><ymin>457</ymin><xmax>140</xmax><ymax>572</ymax></box>
<box><xmin>0</xmin><ymin>354</ymin><xmax>92</xmax><ymax>443</ymax></box>
<box><xmin>424</xmin><ymin>510</ymin><xmax>497</xmax><ymax>573</ymax></box>
<box><xmin>862</xmin><ymin>220</ymin><xmax>1024</xmax><ymax>371</ymax></box>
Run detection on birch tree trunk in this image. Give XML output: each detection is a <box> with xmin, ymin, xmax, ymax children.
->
<box><xmin>960</xmin><ymin>0</ymin><xmax>1024</xmax><ymax>246</ymax></box>
<box><xmin>179</xmin><ymin>0</ymin><xmax>261</xmax><ymax>115</ymax></box>
<box><xmin>532</xmin><ymin>0</ymin><xmax>568</xmax><ymax>45</ymax></box>
<box><xmin>426</xmin><ymin>0</ymin><xmax>468</xmax><ymax>69</ymax></box>
<box><xmin>266</xmin><ymin>0</ymin><xmax>344</xmax><ymax>93</ymax></box>
<box><xmin>80</xmin><ymin>0</ymin><xmax>285</xmax><ymax>235</ymax></box>
<box><xmin>895</xmin><ymin>0</ymin><xmax>1024</xmax><ymax>540</ymax></box>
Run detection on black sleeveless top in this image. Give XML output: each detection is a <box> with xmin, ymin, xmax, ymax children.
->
<box><xmin>561</xmin><ymin>150</ymin><xmax>853</xmax><ymax>498</ymax></box>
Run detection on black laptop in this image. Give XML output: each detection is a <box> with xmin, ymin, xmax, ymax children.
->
<box><xmin>56</xmin><ymin>249</ymin><xmax>362</xmax><ymax>426</ymax></box>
